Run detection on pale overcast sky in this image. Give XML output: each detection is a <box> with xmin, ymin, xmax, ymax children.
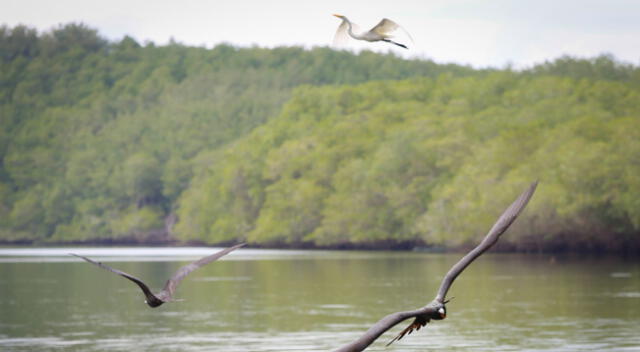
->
<box><xmin>3</xmin><ymin>0</ymin><xmax>640</xmax><ymax>68</ymax></box>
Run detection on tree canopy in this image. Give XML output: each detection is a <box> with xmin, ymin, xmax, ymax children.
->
<box><xmin>1</xmin><ymin>24</ymin><xmax>638</xmax><ymax>252</ymax></box>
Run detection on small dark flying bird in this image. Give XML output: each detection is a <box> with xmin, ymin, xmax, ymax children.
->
<box><xmin>334</xmin><ymin>181</ymin><xmax>538</xmax><ymax>352</ymax></box>
<box><xmin>71</xmin><ymin>243</ymin><xmax>245</xmax><ymax>308</ymax></box>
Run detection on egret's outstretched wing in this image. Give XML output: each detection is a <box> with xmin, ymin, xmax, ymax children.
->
<box><xmin>397</xmin><ymin>24</ymin><xmax>414</xmax><ymax>44</ymax></box>
<box><xmin>370</xmin><ymin>18</ymin><xmax>400</xmax><ymax>36</ymax></box>
<box><xmin>349</xmin><ymin>21</ymin><xmax>363</xmax><ymax>37</ymax></box>
<box><xmin>332</xmin><ymin>20</ymin><xmax>350</xmax><ymax>46</ymax></box>
<box><xmin>70</xmin><ymin>253</ymin><xmax>155</xmax><ymax>299</ymax></box>
<box><xmin>162</xmin><ymin>243</ymin><xmax>245</xmax><ymax>298</ymax></box>
<box><xmin>371</xmin><ymin>18</ymin><xmax>413</xmax><ymax>42</ymax></box>
<box><xmin>435</xmin><ymin>181</ymin><xmax>538</xmax><ymax>303</ymax></box>
<box><xmin>333</xmin><ymin>20</ymin><xmax>364</xmax><ymax>45</ymax></box>
<box><xmin>370</xmin><ymin>18</ymin><xmax>413</xmax><ymax>46</ymax></box>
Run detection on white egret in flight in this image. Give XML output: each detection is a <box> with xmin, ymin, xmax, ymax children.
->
<box><xmin>332</xmin><ymin>14</ymin><xmax>413</xmax><ymax>49</ymax></box>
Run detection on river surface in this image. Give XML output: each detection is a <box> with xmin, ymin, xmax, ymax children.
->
<box><xmin>0</xmin><ymin>247</ymin><xmax>638</xmax><ymax>351</ymax></box>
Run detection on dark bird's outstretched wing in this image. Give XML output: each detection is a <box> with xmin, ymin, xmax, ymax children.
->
<box><xmin>333</xmin><ymin>181</ymin><xmax>538</xmax><ymax>352</ymax></box>
<box><xmin>160</xmin><ymin>243</ymin><xmax>246</xmax><ymax>299</ymax></box>
<box><xmin>334</xmin><ymin>308</ymin><xmax>429</xmax><ymax>352</ymax></box>
<box><xmin>434</xmin><ymin>181</ymin><xmax>538</xmax><ymax>303</ymax></box>
<box><xmin>70</xmin><ymin>253</ymin><xmax>156</xmax><ymax>300</ymax></box>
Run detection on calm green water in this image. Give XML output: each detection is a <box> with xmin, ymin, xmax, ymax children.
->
<box><xmin>0</xmin><ymin>248</ymin><xmax>638</xmax><ymax>351</ymax></box>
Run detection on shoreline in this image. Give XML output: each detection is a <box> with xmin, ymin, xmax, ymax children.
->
<box><xmin>1</xmin><ymin>238</ymin><xmax>638</xmax><ymax>255</ymax></box>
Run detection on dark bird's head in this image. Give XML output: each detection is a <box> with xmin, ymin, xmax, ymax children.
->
<box><xmin>426</xmin><ymin>300</ymin><xmax>447</xmax><ymax>320</ymax></box>
<box><xmin>144</xmin><ymin>296</ymin><xmax>164</xmax><ymax>308</ymax></box>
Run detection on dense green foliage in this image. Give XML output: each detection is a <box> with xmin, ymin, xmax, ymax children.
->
<box><xmin>0</xmin><ymin>23</ymin><xmax>477</xmax><ymax>243</ymax></box>
<box><xmin>1</xmin><ymin>24</ymin><xmax>639</xmax><ymax>251</ymax></box>
<box><xmin>177</xmin><ymin>72</ymin><xmax>640</xmax><ymax>251</ymax></box>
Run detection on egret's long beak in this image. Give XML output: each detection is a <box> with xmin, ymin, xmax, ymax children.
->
<box><xmin>333</xmin><ymin>14</ymin><xmax>343</xmax><ymax>18</ymax></box>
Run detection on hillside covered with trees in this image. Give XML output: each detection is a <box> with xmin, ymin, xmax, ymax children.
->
<box><xmin>1</xmin><ymin>24</ymin><xmax>639</xmax><ymax>252</ymax></box>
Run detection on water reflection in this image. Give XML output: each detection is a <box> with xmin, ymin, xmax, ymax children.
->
<box><xmin>0</xmin><ymin>248</ymin><xmax>638</xmax><ymax>351</ymax></box>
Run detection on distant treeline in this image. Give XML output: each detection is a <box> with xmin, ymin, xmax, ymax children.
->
<box><xmin>1</xmin><ymin>23</ymin><xmax>639</xmax><ymax>252</ymax></box>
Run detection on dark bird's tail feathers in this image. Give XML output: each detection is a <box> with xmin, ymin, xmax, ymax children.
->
<box><xmin>386</xmin><ymin>317</ymin><xmax>428</xmax><ymax>346</ymax></box>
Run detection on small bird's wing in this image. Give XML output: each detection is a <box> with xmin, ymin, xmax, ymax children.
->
<box><xmin>70</xmin><ymin>253</ymin><xmax>156</xmax><ymax>299</ymax></box>
<box><xmin>435</xmin><ymin>181</ymin><xmax>538</xmax><ymax>303</ymax></box>
<box><xmin>161</xmin><ymin>243</ymin><xmax>246</xmax><ymax>299</ymax></box>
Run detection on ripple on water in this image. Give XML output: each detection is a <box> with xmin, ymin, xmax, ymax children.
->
<box><xmin>610</xmin><ymin>272</ymin><xmax>632</xmax><ymax>278</ymax></box>
<box><xmin>192</xmin><ymin>276</ymin><xmax>253</xmax><ymax>282</ymax></box>
<box><xmin>0</xmin><ymin>336</ymin><xmax>91</xmax><ymax>348</ymax></box>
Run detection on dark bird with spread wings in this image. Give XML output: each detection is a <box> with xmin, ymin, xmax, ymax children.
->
<box><xmin>334</xmin><ymin>181</ymin><xmax>538</xmax><ymax>352</ymax></box>
<box><xmin>71</xmin><ymin>243</ymin><xmax>245</xmax><ymax>308</ymax></box>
